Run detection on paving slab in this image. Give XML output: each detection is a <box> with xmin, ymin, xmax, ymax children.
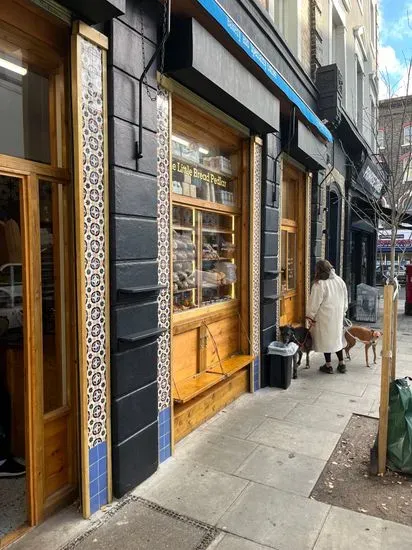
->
<box><xmin>218</xmin><ymin>482</ymin><xmax>330</xmax><ymax>550</ymax></box>
<box><xmin>174</xmin><ymin>430</ymin><xmax>257</xmax><ymax>474</ymax></box>
<box><xmin>235</xmin><ymin>445</ymin><xmax>326</xmax><ymax>497</ymax></box>
<box><xmin>284</xmin><ymin>403</ymin><xmax>351</xmax><ymax>434</ymax></box>
<box><xmin>314</xmin><ymin>378</ymin><xmax>367</xmax><ymax>397</ymax></box>
<box><xmin>209</xmin><ymin>533</ymin><xmax>274</xmax><ymax>550</ymax></box>
<box><xmin>313</xmin><ymin>506</ymin><xmax>383</xmax><ymax>550</ymax></box>
<box><xmin>224</xmin><ymin>395</ymin><xmax>299</xmax><ymax>421</ymax></box>
<box><xmin>382</xmin><ymin>519</ymin><xmax>412</xmax><ymax>550</ymax></box>
<box><xmin>133</xmin><ymin>459</ymin><xmax>248</xmax><ymax>525</ymax></box>
<box><xmin>205</xmin><ymin>410</ymin><xmax>266</xmax><ymax>439</ymax></box>
<box><xmin>247</xmin><ymin>418</ymin><xmax>340</xmax><ymax>460</ymax></box>
<box><xmin>314</xmin><ymin>390</ymin><xmax>375</xmax><ymax>414</ymax></box>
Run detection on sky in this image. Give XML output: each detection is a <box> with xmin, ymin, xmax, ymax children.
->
<box><xmin>379</xmin><ymin>0</ymin><xmax>412</xmax><ymax>98</ymax></box>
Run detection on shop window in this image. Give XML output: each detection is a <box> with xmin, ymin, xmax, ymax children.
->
<box><xmin>172</xmin><ymin>97</ymin><xmax>243</xmax><ymax>314</ymax></box>
<box><xmin>0</xmin><ymin>51</ymin><xmax>50</xmax><ymax>164</ymax></box>
<box><xmin>403</xmin><ymin>157</ymin><xmax>412</xmax><ymax>183</ymax></box>
<box><xmin>403</xmin><ymin>125</ymin><xmax>412</xmax><ymax>146</ymax></box>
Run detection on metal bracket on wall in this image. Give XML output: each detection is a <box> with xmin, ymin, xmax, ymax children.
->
<box><xmin>135</xmin><ymin>0</ymin><xmax>171</xmax><ymax>169</ymax></box>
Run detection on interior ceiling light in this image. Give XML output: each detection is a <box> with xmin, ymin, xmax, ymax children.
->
<box><xmin>172</xmin><ymin>135</ymin><xmax>190</xmax><ymax>147</ymax></box>
<box><xmin>199</xmin><ymin>147</ymin><xmax>209</xmax><ymax>154</ymax></box>
<box><xmin>0</xmin><ymin>57</ymin><xmax>27</xmax><ymax>76</ymax></box>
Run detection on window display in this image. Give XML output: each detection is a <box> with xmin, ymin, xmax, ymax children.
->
<box><xmin>172</xmin><ymin>206</ymin><xmax>237</xmax><ymax>313</ymax></box>
<box><xmin>172</xmin><ymin>96</ymin><xmax>242</xmax><ymax>316</ymax></box>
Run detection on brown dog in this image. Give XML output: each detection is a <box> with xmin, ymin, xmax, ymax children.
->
<box><xmin>344</xmin><ymin>326</ymin><xmax>381</xmax><ymax>368</ymax></box>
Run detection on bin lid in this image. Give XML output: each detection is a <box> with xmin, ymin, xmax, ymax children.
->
<box><xmin>268</xmin><ymin>341</ymin><xmax>299</xmax><ymax>356</ymax></box>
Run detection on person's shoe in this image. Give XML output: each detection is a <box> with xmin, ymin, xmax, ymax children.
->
<box><xmin>0</xmin><ymin>458</ymin><xmax>26</xmax><ymax>478</ymax></box>
<box><xmin>319</xmin><ymin>364</ymin><xmax>334</xmax><ymax>374</ymax></box>
<box><xmin>337</xmin><ymin>363</ymin><xmax>347</xmax><ymax>374</ymax></box>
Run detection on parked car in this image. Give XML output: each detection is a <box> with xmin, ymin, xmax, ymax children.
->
<box><xmin>376</xmin><ymin>264</ymin><xmax>406</xmax><ymax>285</ymax></box>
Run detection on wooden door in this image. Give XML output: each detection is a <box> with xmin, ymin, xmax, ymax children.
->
<box><xmin>280</xmin><ymin>163</ymin><xmax>306</xmax><ymax>326</ymax></box>
<box><xmin>0</xmin><ymin>165</ymin><xmax>76</xmax><ymax>538</ymax></box>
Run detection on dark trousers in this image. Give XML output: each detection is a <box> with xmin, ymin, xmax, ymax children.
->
<box><xmin>0</xmin><ymin>379</ymin><xmax>11</xmax><ymax>460</ymax></box>
<box><xmin>324</xmin><ymin>350</ymin><xmax>344</xmax><ymax>363</ymax></box>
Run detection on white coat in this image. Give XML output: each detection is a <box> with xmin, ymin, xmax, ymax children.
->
<box><xmin>306</xmin><ymin>270</ymin><xmax>348</xmax><ymax>353</ymax></box>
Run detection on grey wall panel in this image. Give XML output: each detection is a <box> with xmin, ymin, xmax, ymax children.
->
<box><xmin>111</xmin><ymin>118</ymin><xmax>157</xmax><ymax>176</ymax></box>
<box><xmin>110</xmin><ymin>19</ymin><xmax>157</xmax><ymax>86</ymax></box>
<box><xmin>112</xmin><ymin>260</ymin><xmax>158</xmax><ymax>295</ymax></box>
<box><xmin>108</xmin><ymin>67</ymin><xmax>157</xmax><ymax>131</ymax></box>
<box><xmin>118</xmin><ymin>0</ymin><xmax>158</xmax><ymax>44</ymax></box>
<box><xmin>110</xmin><ymin>167</ymin><xmax>157</xmax><ymax>218</ymax></box>
<box><xmin>114</xmin><ymin>300</ymin><xmax>158</xmax><ymax>340</ymax></box>
<box><xmin>112</xmin><ymin>215</ymin><xmax>157</xmax><ymax>260</ymax></box>
<box><xmin>112</xmin><ymin>381</ymin><xmax>158</xmax><ymax>443</ymax></box>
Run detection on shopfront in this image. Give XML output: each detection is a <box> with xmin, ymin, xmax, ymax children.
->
<box><xmin>0</xmin><ymin>0</ymin><xmax>112</xmax><ymax>545</ymax></box>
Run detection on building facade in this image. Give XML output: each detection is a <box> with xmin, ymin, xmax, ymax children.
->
<box><xmin>0</xmin><ymin>0</ymin><xmax>381</xmax><ymax>546</ymax></box>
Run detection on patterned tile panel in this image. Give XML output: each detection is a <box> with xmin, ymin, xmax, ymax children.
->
<box><xmin>251</xmin><ymin>140</ymin><xmax>262</xmax><ymax>389</ymax></box>
<box><xmin>157</xmin><ymin>89</ymin><xmax>171</xmax><ymax>412</ymax></box>
<box><xmin>80</xmin><ymin>37</ymin><xmax>108</xmax><ymax>449</ymax></box>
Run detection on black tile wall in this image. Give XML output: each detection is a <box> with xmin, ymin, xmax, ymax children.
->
<box><xmin>108</xmin><ymin>0</ymin><xmax>161</xmax><ymax>498</ymax></box>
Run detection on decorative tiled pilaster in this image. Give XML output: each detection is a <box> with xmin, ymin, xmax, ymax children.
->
<box><xmin>157</xmin><ymin>88</ymin><xmax>172</xmax><ymax>462</ymax></box>
<box><xmin>72</xmin><ymin>22</ymin><xmax>111</xmax><ymax>517</ymax></box>
<box><xmin>251</xmin><ymin>138</ymin><xmax>263</xmax><ymax>391</ymax></box>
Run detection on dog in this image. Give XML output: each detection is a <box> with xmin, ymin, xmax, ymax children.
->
<box><xmin>280</xmin><ymin>325</ymin><xmax>313</xmax><ymax>379</ymax></box>
<box><xmin>344</xmin><ymin>326</ymin><xmax>381</xmax><ymax>368</ymax></box>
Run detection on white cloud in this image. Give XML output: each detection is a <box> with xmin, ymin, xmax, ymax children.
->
<box><xmin>380</xmin><ymin>2</ymin><xmax>412</xmax><ymax>42</ymax></box>
<box><xmin>378</xmin><ymin>44</ymin><xmax>412</xmax><ymax>99</ymax></box>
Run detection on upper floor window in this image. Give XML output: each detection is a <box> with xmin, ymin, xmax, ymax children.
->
<box><xmin>377</xmin><ymin>129</ymin><xmax>385</xmax><ymax>150</ymax></box>
<box><xmin>256</xmin><ymin>0</ymin><xmax>285</xmax><ymax>34</ymax></box>
<box><xmin>403</xmin><ymin>124</ymin><xmax>412</xmax><ymax>146</ymax></box>
<box><xmin>356</xmin><ymin>58</ymin><xmax>364</xmax><ymax>130</ymax></box>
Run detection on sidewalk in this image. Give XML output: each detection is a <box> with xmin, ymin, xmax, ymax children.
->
<box><xmin>14</xmin><ymin>298</ymin><xmax>412</xmax><ymax>550</ymax></box>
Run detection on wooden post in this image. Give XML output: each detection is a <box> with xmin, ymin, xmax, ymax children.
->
<box><xmin>378</xmin><ymin>284</ymin><xmax>394</xmax><ymax>475</ymax></box>
<box><xmin>391</xmin><ymin>294</ymin><xmax>398</xmax><ymax>381</ymax></box>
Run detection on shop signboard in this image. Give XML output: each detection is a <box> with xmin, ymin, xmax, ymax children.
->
<box><xmin>357</xmin><ymin>158</ymin><xmax>385</xmax><ymax>199</ymax></box>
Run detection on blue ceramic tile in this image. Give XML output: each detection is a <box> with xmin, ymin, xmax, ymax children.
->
<box><xmin>97</xmin><ymin>473</ymin><xmax>107</xmax><ymax>493</ymax></box>
<box><xmin>89</xmin><ymin>479</ymin><xmax>99</xmax><ymax>499</ymax></box>
<box><xmin>89</xmin><ymin>461</ymin><xmax>99</xmax><ymax>482</ymax></box>
<box><xmin>159</xmin><ymin>449</ymin><xmax>167</xmax><ymax>463</ymax></box>
<box><xmin>89</xmin><ymin>445</ymin><xmax>99</xmax><ymax>466</ymax></box>
<box><xmin>90</xmin><ymin>495</ymin><xmax>100</xmax><ymax>515</ymax></box>
<box><xmin>98</xmin><ymin>456</ymin><xmax>107</xmax><ymax>477</ymax></box>
<box><xmin>99</xmin><ymin>488</ymin><xmax>108</xmax><ymax>507</ymax></box>
<box><xmin>97</xmin><ymin>441</ymin><xmax>107</xmax><ymax>460</ymax></box>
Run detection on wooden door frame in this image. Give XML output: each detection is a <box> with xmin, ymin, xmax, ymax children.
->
<box><xmin>280</xmin><ymin>160</ymin><xmax>307</xmax><ymax>326</ymax></box>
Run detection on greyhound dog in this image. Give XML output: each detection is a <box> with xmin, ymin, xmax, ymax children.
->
<box><xmin>344</xmin><ymin>326</ymin><xmax>381</xmax><ymax>368</ymax></box>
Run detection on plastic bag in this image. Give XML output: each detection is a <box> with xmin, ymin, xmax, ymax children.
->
<box><xmin>387</xmin><ymin>377</ymin><xmax>412</xmax><ymax>474</ymax></box>
<box><xmin>267</xmin><ymin>341</ymin><xmax>299</xmax><ymax>357</ymax></box>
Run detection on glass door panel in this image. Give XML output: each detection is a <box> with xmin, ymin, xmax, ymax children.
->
<box><xmin>0</xmin><ymin>174</ymin><xmax>26</xmax><ymax>536</ymax></box>
<box><xmin>39</xmin><ymin>180</ymin><xmax>66</xmax><ymax>413</ymax></box>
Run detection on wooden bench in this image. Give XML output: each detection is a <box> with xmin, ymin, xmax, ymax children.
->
<box><xmin>173</xmin><ymin>354</ymin><xmax>254</xmax><ymax>404</ymax></box>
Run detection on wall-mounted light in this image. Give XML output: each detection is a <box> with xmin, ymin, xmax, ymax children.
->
<box><xmin>0</xmin><ymin>57</ymin><xmax>27</xmax><ymax>76</ymax></box>
<box><xmin>199</xmin><ymin>147</ymin><xmax>209</xmax><ymax>155</ymax></box>
<box><xmin>172</xmin><ymin>135</ymin><xmax>190</xmax><ymax>147</ymax></box>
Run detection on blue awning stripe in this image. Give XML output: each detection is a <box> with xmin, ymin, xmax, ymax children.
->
<box><xmin>195</xmin><ymin>0</ymin><xmax>333</xmax><ymax>143</ymax></box>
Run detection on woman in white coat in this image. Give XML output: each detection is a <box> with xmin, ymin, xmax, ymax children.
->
<box><xmin>306</xmin><ymin>260</ymin><xmax>348</xmax><ymax>374</ymax></box>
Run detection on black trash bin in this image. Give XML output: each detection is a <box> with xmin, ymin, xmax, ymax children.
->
<box><xmin>267</xmin><ymin>341</ymin><xmax>299</xmax><ymax>389</ymax></box>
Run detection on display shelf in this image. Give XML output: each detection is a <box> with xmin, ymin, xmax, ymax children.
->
<box><xmin>202</xmin><ymin>228</ymin><xmax>234</xmax><ymax>234</ymax></box>
<box><xmin>173</xmin><ymin>226</ymin><xmax>194</xmax><ymax>232</ymax></box>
